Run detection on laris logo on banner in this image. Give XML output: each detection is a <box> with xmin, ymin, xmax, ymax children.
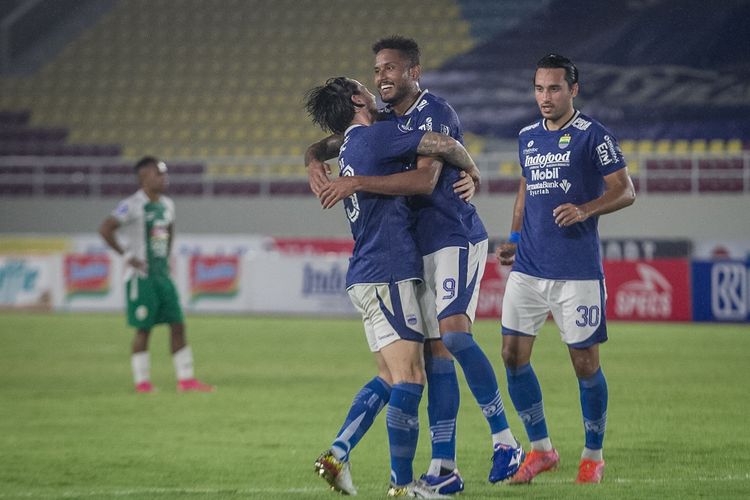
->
<box><xmin>64</xmin><ymin>254</ymin><xmax>110</xmax><ymax>299</ymax></box>
<box><xmin>604</xmin><ymin>259</ymin><xmax>691</xmax><ymax>321</ymax></box>
<box><xmin>189</xmin><ymin>255</ymin><xmax>240</xmax><ymax>301</ymax></box>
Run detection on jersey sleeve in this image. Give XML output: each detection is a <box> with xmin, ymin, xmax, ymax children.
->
<box><xmin>427</xmin><ymin>100</ymin><xmax>464</xmax><ymax>143</ymax></box>
<box><xmin>371</xmin><ymin>122</ymin><xmax>427</xmax><ymax>161</ymax></box>
<box><xmin>590</xmin><ymin>125</ymin><xmax>627</xmax><ymax>176</ymax></box>
<box><xmin>111</xmin><ymin>197</ymin><xmax>136</xmax><ymax>225</ymax></box>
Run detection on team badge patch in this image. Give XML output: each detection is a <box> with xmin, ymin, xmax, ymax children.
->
<box><xmin>558</xmin><ymin>134</ymin><xmax>571</xmax><ymax>149</ymax></box>
<box><xmin>135</xmin><ymin>305</ymin><xmax>148</xmax><ymax>321</ymax></box>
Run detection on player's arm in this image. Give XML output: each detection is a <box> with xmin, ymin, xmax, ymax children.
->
<box><xmin>496</xmin><ymin>177</ymin><xmax>526</xmax><ymax>266</ymax></box>
<box><xmin>417</xmin><ymin>131</ymin><xmax>480</xmax><ymax>184</ymax></box>
<box><xmin>98</xmin><ymin>216</ymin><xmax>146</xmax><ymax>272</ymax></box>
<box><xmin>553</xmin><ymin>167</ymin><xmax>636</xmax><ymax>227</ymax></box>
<box><xmin>317</xmin><ymin>133</ymin><xmax>479</xmax><ymax>209</ymax></box>
<box><xmin>304</xmin><ymin>134</ymin><xmax>343</xmax><ymax>196</ymax></box>
<box><xmin>318</xmin><ymin>155</ymin><xmax>443</xmax><ymax>209</ymax></box>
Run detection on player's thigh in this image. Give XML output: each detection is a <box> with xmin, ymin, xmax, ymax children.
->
<box><xmin>550</xmin><ymin>279</ymin><xmax>608</xmax><ymax>347</ymax></box>
<box><xmin>347</xmin><ymin>280</ymin><xmax>426</xmax><ymax>353</ymax></box>
<box><xmin>125</xmin><ymin>276</ymin><xmax>158</xmax><ymax>330</ymax></box>
<box><xmin>153</xmin><ymin>276</ymin><xmax>184</xmax><ymax>325</ymax></box>
<box><xmin>501</xmin><ymin>272</ymin><xmax>550</xmax><ymax>336</ymax></box>
<box><xmin>416</xmin><ymin>279</ymin><xmax>439</xmax><ymax>340</ymax></box>
<box><xmin>427</xmin><ymin>240</ymin><xmax>488</xmax><ymax>324</ymax></box>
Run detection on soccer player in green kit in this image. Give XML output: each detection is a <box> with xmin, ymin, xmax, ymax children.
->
<box><xmin>99</xmin><ymin>156</ymin><xmax>214</xmax><ymax>393</ymax></box>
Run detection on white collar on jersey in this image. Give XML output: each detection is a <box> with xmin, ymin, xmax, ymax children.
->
<box><xmin>344</xmin><ymin>123</ymin><xmax>365</xmax><ymax>136</ymax></box>
<box><xmin>382</xmin><ymin>89</ymin><xmax>429</xmax><ymax>116</ymax></box>
<box><xmin>542</xmin><ymin>109</ymin><xmax>580</xmax><ymax>131</ymax></box>
<box><xmin>402</xmin><ymin>89</ymin><xmax>429</xmax><ymax>115</ymax></box>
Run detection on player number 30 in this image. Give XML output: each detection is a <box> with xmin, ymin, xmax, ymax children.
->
<box><xmin>575</xmin><ymin>305</ymin><xmax>601</xmax><ymax>327</ymax></box>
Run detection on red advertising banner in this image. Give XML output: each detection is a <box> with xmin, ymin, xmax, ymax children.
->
<box><xmin>476</xmin><ymin>260</ymin><xmax>511</xmax><ymax>320</ymax></box>
<box><xmin>603</xmin><ymin>259</ymin><xmax>691</xmax><ymax>321</ymax></box>
<box><xmin>189</xmin><ymin>255</ymin><xmax>240</xmax><ymax>301</ymax></box>
<box><xmin>64</xmin><ymin>254</ymin><xmax>110</xmax><ymax>298</ymax></box>
<box><xmin>271</xmin><ymin>238</ymin><xmax>353</xmax><ymax>255</ymax></box>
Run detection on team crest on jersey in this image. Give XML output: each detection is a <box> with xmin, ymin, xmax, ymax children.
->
<box><xmin>115</xmin><ymin>202</ymin><xmax>129</xmax><ymax>217</ymax></box>
<box><xmin>558</xmin><ymin>134</ymin><xmax>571</xmax><ymax>149</ymax></box>
<box><xmin>441</xmin><ymin>124</ymin><xmax>450</xmax><ymax>135</ymax></box>
<box><xmin>560</xmin><ymin>179</ymin><xmax>572</xmax><ymax>193</ymax></box>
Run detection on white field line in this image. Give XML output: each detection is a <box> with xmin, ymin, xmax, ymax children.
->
<box><xmin>1</xmin><ymin>475</ymin><xmax>749</xmax><ymax>498</ymax></box>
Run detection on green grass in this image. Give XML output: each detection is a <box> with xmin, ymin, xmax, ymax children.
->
<box><xmin>0</xmin><ymin>312</ymin><xmax>748</xmax><ymax>499</ymax></box>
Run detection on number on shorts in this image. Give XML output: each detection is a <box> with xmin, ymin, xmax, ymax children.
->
<box><xmin>442</xmin><ymin>278</ymin><xmax>456</xmax><ymax>300</ymax></box>
<box><xmin>576</xmin><ymin>305</ymin><xmax>600</xmax><ymax>327</ymax></box>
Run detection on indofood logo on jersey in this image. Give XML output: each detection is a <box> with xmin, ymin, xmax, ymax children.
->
<box><xmin>524</xmin><ymin>151</ymin><xmax>570</xmax><ymax>169</ymax></box>
<box><xmin>189</xmin><ymin>255</ymin><xmax>240</xmax><ymax>301</ymax></box>
<box><xmin>64</xmin><ymin>254</ymin><xmax>110</xmax><ymax>298</ymax></box>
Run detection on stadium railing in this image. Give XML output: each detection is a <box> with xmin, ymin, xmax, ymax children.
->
<box><xmin>1</xmin><ymin>151</ymin><xmax>749</xmax><ymax>197</ymax></box>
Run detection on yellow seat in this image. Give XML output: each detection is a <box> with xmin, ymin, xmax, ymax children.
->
<box><xmin>691</xmin><ymin>139</ymin><xmax>707</xmax><ymax>153</ymax></box>
<box><xmin>726</xmin><ymin>139</ymin><xmax>743</xmax><ymax>153</ymax></box>
<box><xmin>637</xmin><ymin>140</ymin><xmax>654</xmax><ymax>154</ymax></box>
<box><xmin>708</xmin><ymin>139</ymin><xmax>725</xmax><ymax>154</ymax></box>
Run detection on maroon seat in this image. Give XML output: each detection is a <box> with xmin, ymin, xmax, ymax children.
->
<box><xmin>486</xmin><ymin>179</ymin><xmax>519</xmax><ymax>193</ymax></box>
<box><xmin>0</xmin><ymin>183</ymin><xmax>33</xmax><ymax>196</ymax></box>
<box><xmin>213</xmin><ymin>181</ymin><xmax>261</xmax><ymax>196</ymax></box>
<box><xmin>268</xmin><ymin>181</ymin><xmax>313</xmax><ymax>195</ymax></box>
<box><xmin>169</xmin><ymin>182</ymin><xmax>204</xmax><ymax>196</ymax></box>
<box><xmin>100</xmin><ymin>183</ymin><xmax>136</xmax><ymax>197</ymax></box>
<box><xmin>645</xmin><ymin>178</ymin><xmax>692</xmax><ymax>192</ymax></box>
<box><xmin>43</xmin><ymin>183</ymin><xmax>91</xmax><ymax>196</ymax></box>
<box><xmin>698</xmin><ymin>178</ymin><xmax>744</xmax><ymax>192</ymax></box>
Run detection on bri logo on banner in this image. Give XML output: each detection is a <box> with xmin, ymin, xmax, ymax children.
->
<box><xmin>64</xmin><ymin>254</ymin><xmax>110</xmax><ymax>298</ymax></box>
<box><xmin>190</xmin><ymin>255</ymin><xmax>240</xmax><ymax>301</ymax></box>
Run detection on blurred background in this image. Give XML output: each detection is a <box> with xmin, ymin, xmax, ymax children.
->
<box><xmin>0</xmin><ymin>0</ymin><xmax>748</xmax><ymax>322</ymax></box>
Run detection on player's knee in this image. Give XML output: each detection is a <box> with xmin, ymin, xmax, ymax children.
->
<box><xmin>501</xmin><ymin>344</ymin><xmax>525</xmax><ymax>369</ymax></box>
<box><xmin>441</xmin><ymin>331</ymin><xmax>475</xmax><ymax>355</ymax></box>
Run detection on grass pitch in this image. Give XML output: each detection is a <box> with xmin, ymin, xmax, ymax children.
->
<box><xmin>0</xmin><ymin>312</ymin><xmax>748</xmax><ymax>499</ymax></box>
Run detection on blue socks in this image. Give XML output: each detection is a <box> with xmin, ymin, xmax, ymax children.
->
<box><xmin>387</xmin><ymin>382</ymin><xmax>424</xmax><ymax>486</ymax></box>
<box><xmin>442</xmin><ymin>332</ymin><xmax>510</xmax><ymax>434</ymax></box>
<box><xmin>507</xmin><ymin>363</ymin><xmax>548</xmax><ymax>442</ymax></box>
<box><xmin>332</xmin><ymin>376</ymin><xmax>391</xmax><ymax>462</ymax></box>
<box><xmin>579</xmin><ymin>367</ymin><xmax>608</xmax><ymax>450</ymax></box>
<box><xmin>424</xmin><ymin>353</ymin><xmax>459</xmax><ymax>464</ymax></box>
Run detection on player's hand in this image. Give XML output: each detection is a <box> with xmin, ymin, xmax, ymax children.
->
<box><xmin>307</xmin><ymin>160</ymin><xmax>332</xmax><ymax>196</ymax></box>
<box><xmin>553</xmin><ymin>203</ymin><xmax>588</xmax><ymax>227</ymax></box>
<box><xmin>496</xmin><ymin>242</ymin><xmax>517</xmax><ymax>266</ymax></box>
<box><xmin>319</xmin><ymin>177</ymin><xmax>356</xmax><ymax>209</ymax></box>
<box><xmin>127</xmin><ymin>256</ymin><xmax>147</xmax><ymax>274</ymax></box>
<box><xmin>453</xmin><ymin>171</ymin><xmax>476</xmax><ymax>202</ymax></box>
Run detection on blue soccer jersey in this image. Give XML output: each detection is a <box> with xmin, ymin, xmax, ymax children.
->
<box><xmin>514</xmin><ymin>110</ymin><xmax>627</xmax><ymax>280</ymax></box>
<box><xmin>339</xmin><ymin>121</ymin><xmax>427</xmax><ymax>288</ymax></box>
<box><xmin>381</xmin><ymin>90</ymin><xmax>488</xmax><ymax>256</ymax></box>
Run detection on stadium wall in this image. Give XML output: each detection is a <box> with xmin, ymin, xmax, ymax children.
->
<box><xmin>1</xmin><ymin>195</ymin><xmax>748</xmax><ymax>239</ymax></box>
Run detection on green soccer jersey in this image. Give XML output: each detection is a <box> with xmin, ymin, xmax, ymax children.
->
<box><xmin>111</xmin><ymin>189</ymin><xmax>175</xmax><ymax>279</ymax></box>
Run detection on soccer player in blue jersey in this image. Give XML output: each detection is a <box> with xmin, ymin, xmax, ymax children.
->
<box><xmin>305</xmin><ymin>76</ymin><xmax>482</xmax><ymax>498</ymax></box>
<box><xmin>307</xmin><ymin>36</ymin><xmax>523</xmax><ymax>494</ymax></box>
<box><xmin>496</xmin><ymin>54</ymin><xmax>635</xmax><ymax>485</ymax></box>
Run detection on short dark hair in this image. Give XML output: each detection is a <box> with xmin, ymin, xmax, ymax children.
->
<box><xmin>536</xmin><ymin>53</ymin><xmax>578</xmax><ymax>88</ymax></box>
<box><xmin>304</xmin><ymin>77</ymin><xmax>361</xmax><ymax>135</ymax></box>
<box><xmin>134</xmin><ymin>156</ymin><xmax>159</xmax><ymax>173</ymax></box>
<box><xmin>372</xmin><ymin>35</ymin><xmax>420</xmax><ymax>67</ymax></box>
